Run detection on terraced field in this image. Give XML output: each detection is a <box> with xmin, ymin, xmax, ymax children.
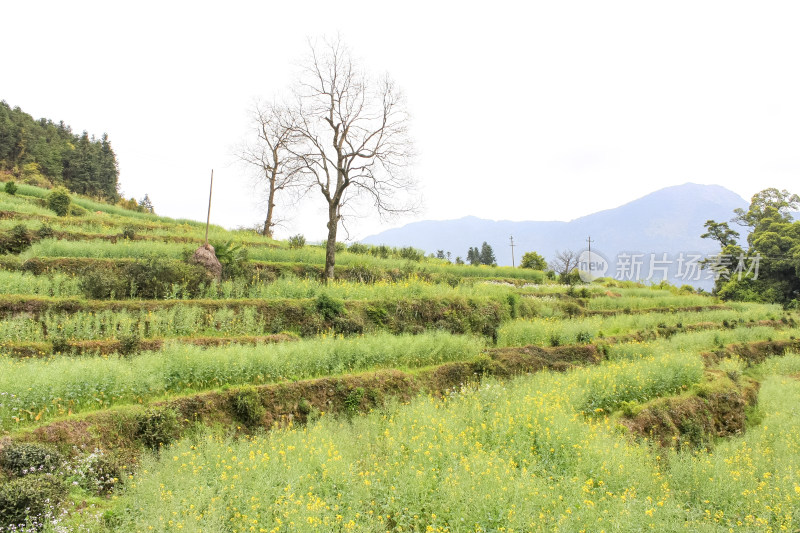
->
<box><xmin>0</xmin><ymin>184</ymin><xmax>798</xmax><ymax>532</ymax></box>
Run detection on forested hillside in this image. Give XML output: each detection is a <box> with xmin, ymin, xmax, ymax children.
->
<box><xmin>0</xmin><ymin>101</ymin><xmax>119</xmax><ymax>200</ymax></box>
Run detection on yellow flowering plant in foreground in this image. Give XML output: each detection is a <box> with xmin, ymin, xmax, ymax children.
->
<box><xmin>105</xmin><ymin>351</ymin><xmax>800</xmax><ymax>532</ymax></box>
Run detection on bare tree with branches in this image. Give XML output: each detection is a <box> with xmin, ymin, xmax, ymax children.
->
<box><xmin>287</xmin><ymin>37</ymin><xmax>416</xmax><ymax>281</ymax></box>
<box><xmin>550</xmin><ymin>249</ymin><xmax>580</xmax><ymax>278</ymax></box>
<box><xmin>237</xmin><ymin>101</ymin><xmax>301</xmax><ymax>238</ymax></box>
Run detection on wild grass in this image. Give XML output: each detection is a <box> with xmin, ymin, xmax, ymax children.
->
<box><xmin>193</xmin><ymin>275</ymin><xmax>526</xmax><ymax>301</ymax></box>
<box><xmin>12</xmin><ymin>183</ymin><xmax>209</xmax><ymax>227</ymax></box>
<box><xmin>497</xmin><ymin>303</ymin><xmax>783</xmax><ymax>347</ymax></box>
<box><xmin>607</xmin><ymin>325</ymin><xmax>800</xmax><ymax>361</ymax></box>
<box><xmin>0</xmin><ymin>270</ymin><xmax>83</xmax><ymax>298</ymax></box>
<box><xmin>0</xmin><ymin>306</ymin><xmax>271</xmax><ymax>342</ymax></box>
<box><xmin>586</xmin><ymin>292</ymin><xmax>715</xmax><ymax>310</ymax></box>
<box><xmin>0</xmin><ymin>215</ymin><xmax>281</xmax><ymax>247</ymax></box>
<box><xmin>750</xmin><ymin>352</ymin><xmax>800</xmax><ymax>378</ymax></box>
<box><xmin>0</xmin><ymin>332</ymin><xmax>481</xmax><ymax>429</ymax></box>
<box><xmin>21</xmin><ymin>239</ymin><xmax>192</xmax><ymax>260</ymax></box>
<box><xmin>0</xmin><ymin>192</ymin><xmax>54</xmax><ymax>216</ymax></box>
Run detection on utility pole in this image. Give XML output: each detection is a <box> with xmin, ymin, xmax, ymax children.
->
<box><xmin>509</xmin><ymin>235</ymin><xmax>516</xmax><ymax>267</ymax></box>
<box><xmin>205</xmin><ymin>169</ymin><xmax>214</xmax><ymax>248</ymax></box>
<box><xmin>586</xmin><ymin>235</ymin><xmax>593</xmax><ymax>254</ymax></box>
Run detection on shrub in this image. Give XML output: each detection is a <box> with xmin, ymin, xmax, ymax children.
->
<box><xmin>520</xmin><ymin>251</ymin><xmax>547</xmax><ymax>270</ymax></box>
<box><xmin>398</xmin><ymin>246</ymin><xmax>423</xmax><ymax>262</ymax></box>
<box><xmin>117</xmin><ymin>197</ymin><xmax>142</xmax><ymax>212</ymax></box>
<box><xmin>344</xmin><ymin>387</ymin><xmax>365</xmax><ymax>414</ymax></box>
<box><xmin>0</xmin><ymin>474</ymin><xmax>67</xmax><ymax>529</ymax></box>
<box><xmin>348</xmin><ymin>242</ymin><xmax>369</xmax><ymax>254</ymax></box>
<box><xmin>560</xmin><ymin>269</ymin><xmax>582</xmax><ymax>285</ymax></box>
<box><xmin>230</xmin><ymin>387</ymin><xmax>266</xmax><ymax>427</ymax></box>
<box><xmin>333</xmin><ymin>315</ymin><xmax>365</xmax><ymax>335</ymax></box>
<box><xmin>440</xmin><ymin>273</ymin><xmax>460</xmax><ymax>288</ymax></box>
<box><xmin>288</xmin><ymin>234</ymin><xmax>306</xmax><ymax>249</ymax></box>
<box><xmin>69</xmin><ymin>204</ymin><xmax>87</xmax><ymax>216</ymax></box>
<box><xmin>371</xmin><ymin>245</ymin><xmax>390</xmax><ymax>259</ymax></box>
<box><xmin>315</xmin><ymin>293</ymin><xmax>344</xmax><ymax>321</ymax></box>
<box><xmin>51</xmin><ymin>336</ymin><xmax>71</xmax><ymax>354</ymax></box>
<box><xmin>298</xmin><ymin>398</ymin><xmax>312</xmax><ymax>415</ymax></box>
<box><xmin>135</xmin><ymin>407</ymin><xmax>179</xmax><ymax>450</ymax></box>
<box><xmin>80</xmin><ymin>259</ymin><xmax>209</xmax><ymax>299</ymax></box>
<box><xmin>36</xmin><ymin>224</ymin><xmax>54</xmax><ymax>240</ymax></box>
<box><xmin>79</xmin><ymin>266</ymin><xmax>127</xmax><ymax>299</ymax></box>
<box><xmin>365</xmin><ymin>305</ymin><xmax>389</xmax><ymax>326</ymax></box>
<box><xmin>0</xmin><ymin>224</ymin><xmax>32</xmax><ymax>254</ymax></box>
<box><xmin>67</xmin><ymin>449</ymin><xmax>123</xmax><ymax>495</ymax></box>
<box><xmin>86</xmin><ymin>453</ymin><xmax>123</xmax><ymax>495</ymax></box>
<box><xmin>620</xmin><ymin>400</ymin><xmax>639</xmax><ymax>417</ymax></box>
<box><xmin>46</xmin><ymin>187</ymin><xmax>71</xmax><ymax>216</ymax></box>
<box><xmin>345</xmin><ymin>263</ymin><xmax>382</xmax><ymax>284</ymax></box>
<box><xmin>121</xmin><ymin>226</ymin><xmax>136</xmax><ymax>240</ymax></box>
<box><xmin>0</xmin><ymin>442</ymin><xmax>63</xmax><ymax>476</ymax></box>
<box><xmin>3</xmin><ymin>180</ymin><xmax>17</xmax><ymax>195</ymax></box>
<box><xmin>118</xmin><ymin>331</ymin><xmax>141</xmax><ymax>356</ymax></box>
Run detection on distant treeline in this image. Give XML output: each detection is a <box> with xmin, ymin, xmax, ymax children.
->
<box><xmin>0</xmin><ymin>100</ymin><xmax>119</xmax><ymax>201</ymax></box>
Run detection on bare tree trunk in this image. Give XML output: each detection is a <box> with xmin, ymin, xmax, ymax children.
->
<box><xmin>323</xmin><ymin>203</ymin><xmax>338</xmax><ymax>282</ymax></box>
<box><xmin>263</xmin><ymin>183</ymin><xmax>276</xmax><ymax>237</ymax></box>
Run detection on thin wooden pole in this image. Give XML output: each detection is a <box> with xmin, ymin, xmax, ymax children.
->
<box><xmin>205</xmin><ymin>169</ymin><xmax>214</xmax><ymax>247</ymax></box>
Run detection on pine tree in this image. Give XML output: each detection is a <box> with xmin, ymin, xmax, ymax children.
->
<box><xmin>139</xmin><ymin>194</ymin><xmax>155</xmax><ymax>213</ymax></box>
<box><xmin>467</xmin><ymin>247</ymin><xmax>481</xmax><ymax>266</ymax></box>
<box><xmin>479</xmin><ymin>242</ymin><xmax>496</xmax><ymax>265</ymax></box>
<box><xmin>97</xmin><ymin>134</ymin><xmax>119</xmax><ymax>200</ymax></box>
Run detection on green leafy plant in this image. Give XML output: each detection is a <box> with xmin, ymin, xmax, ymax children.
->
<box><xmin>51</xmin><ymin>335</ymin><xmax>71</xmax><ymax>354</ymax></box>
<box><xmin>0</xmin><ymin>442</ymin><xmax>63</xmax><ymax>476</ymax></box>
<box><xmin>344</xmin><ymin>387</ymin><xmax>365</xmax><ymax>414</ymax></box>
<box><xmin>230</xmin><ymin>387</ymin><xmax>266</xmax><ymax>427</ymax></box>
<box><xmin>0</xmin><ymin>474</ymin><xmax>67</xmax><ymax>529</ymax></box>
<box><xmin>315</xmin><ymin>293</ymin><xmax>344</xmax><ymax>321</ymax></box>
<box><xmin>3</xmin><ymin>180</ymin><xmax>17</xmax><ymax>195</ymax></box>
<box><xmin>348</xmin><ymin>242</ymin><xmax>369</xmax><ymax>254</ymax></box>
<box><xmin>118</xmin><ymin>331</ymin><xmax>141</xmax><ymax>356</ymax></box>
<box><xmin>1</xmin><ymin>224</ymin><xmax>32</xmax><ymax>254</ymax></box>
<box><xmin>47</xmin><ymin>186</ymin><xmax>72</xmax><ymax>216</ymax></box>
<box><xmin>135</xmin><ymin>407</ymin><xmax>179</xmax><ymax>450</ymax></box>
<box><xmin>210</xmin><ymin>240</ymin><xmax>249</xmax><ymax>279</ymax></box>
<box><xmin>288</xmin><ymin>234</ymin><xmax>306</xmax><ymax>249</ymax></box>
<box><xmin>36</xmin><ymin>224</ymin><xmax>54</xmax><ymax>240</ymax></box>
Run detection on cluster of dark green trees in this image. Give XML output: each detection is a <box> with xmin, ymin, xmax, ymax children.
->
<box><xmin>702</xmin><ymin>188</ymin><xmax>800</xmax><ymax>306</ymax></box>
<box><xmin>466</xmin><ymin>242</ymin><xmax>496</xmax><ymax>266</ymax></box>
<box><xmin>0</xmin><ymin>101</ymin><xmax>119</xmax><ymax>200</ymax></box>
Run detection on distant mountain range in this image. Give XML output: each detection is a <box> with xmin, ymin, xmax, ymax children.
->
<box><xmin>362</xmin><ymin>183</ymin><xmax>751</xmax><ymax>288</ymax></box>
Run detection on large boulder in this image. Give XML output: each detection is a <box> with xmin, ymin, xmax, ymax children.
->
<box><xmin>190</xmin><ymin>244</ymin><xmax>222</xmax><ymax>281</ymax></box>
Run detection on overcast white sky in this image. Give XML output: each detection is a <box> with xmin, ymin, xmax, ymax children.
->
<box><xmin>3</xmin><ymin>1</ymin><xmax>799</xmax><ymax>241</ymax></box>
